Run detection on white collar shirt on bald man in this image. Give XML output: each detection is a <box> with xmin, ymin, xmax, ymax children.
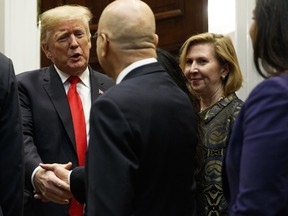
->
<box><xmin>116</xmin><ymin>58</ymin><xmax>157</xmax><ymax>84</ymax></box>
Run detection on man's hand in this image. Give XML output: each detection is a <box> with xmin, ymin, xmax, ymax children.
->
<box><xmin>33</xmin><ymin>162</ymin><xmax>73</xmax><ymax>204</ymax></box>
<box><xmin>40</xmin><ymin>162</ymin><xmax>72</xmax><ymax>185</ymax></box>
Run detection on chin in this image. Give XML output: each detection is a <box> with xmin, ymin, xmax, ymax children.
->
<box><xmin>191</xmin><ymin>87</ymin><xmax>202</xmax><ymax>94</ymax></box>
<box><xmin>71</xmin><ymin>62</ymin><xmax>87</xmax><ymax>68</ymax></box>
<box><xmin>68</xmin><ymin>66</ymin><xmax>87</xmax><ymax>75</ymax></box>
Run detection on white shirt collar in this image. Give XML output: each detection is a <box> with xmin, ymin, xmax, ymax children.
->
<box><xmin>116</xmin><ymin>58</ymin><xmax>157</xmax><ymax>84</ymax></box>
<box><xmin>54</xmin><ymin>65</ymin><xmax>90</xmax><ymax>87</ymax></box>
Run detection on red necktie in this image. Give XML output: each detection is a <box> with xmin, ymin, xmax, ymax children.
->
<box><xmin>67</xmin><ymin>76</ymin><xmax>87</xmax><ymax>216</ymax></box>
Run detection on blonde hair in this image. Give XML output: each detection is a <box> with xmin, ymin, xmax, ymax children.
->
<box><xmin>39</xmin><ymin>5</ymin><xmax>93</xmax><ymax>45</ymax></box>
<box><xmin>179</xmin><ymin>32</ymin><xmax>243</xmax><ymax>96</ymax></box>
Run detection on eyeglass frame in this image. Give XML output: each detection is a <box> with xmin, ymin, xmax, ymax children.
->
<box><xmin>92</xmin><ymin>31</ymin><xmax>99</xmax><ymax>39</ymax></box>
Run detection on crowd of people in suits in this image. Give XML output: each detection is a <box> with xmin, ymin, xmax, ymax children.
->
<box><xmin>0</xmin><ymin>0</ymin><xmax>287</xmax><ymax>215</ymax></box>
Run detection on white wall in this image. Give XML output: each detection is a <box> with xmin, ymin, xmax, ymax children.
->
<box><xmin>0</xmin><ymin>0</ymin><xmax>39</xmax><ymax>74</ymax></box>
<box><xmin>208</xmin><ymin>0</ymin><xmax>235</xmax><ymax>34</ymax></box>
<box><xmin>234</xmin><ymin>0</ymin><xmax>262</xmax><ymax>100</ymax></box>
<box><xmin>208</xmin><ymin>0</ymin><xmax>262</xmax><ymax>100</ymax></box>
<box><xmin>0</xmin><ymin>0</ymin><xmax>4</xmax><ymax>52</ymax></box>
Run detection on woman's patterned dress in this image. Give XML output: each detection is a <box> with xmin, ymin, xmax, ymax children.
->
<box><xmin>197</xmin><ymin>93</ymin><xmax>243</xmax><ymax>216</ymax></box>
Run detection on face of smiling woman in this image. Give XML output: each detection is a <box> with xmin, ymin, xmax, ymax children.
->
<box><xmin>42</xmin><ymin>19</ymin><xmax>91</xmax><ymax>76</ymax></box>
<box><xmin>183</xmin><ymin>42</ymin><xmax>228</xmax><ymax>100</ymax></box>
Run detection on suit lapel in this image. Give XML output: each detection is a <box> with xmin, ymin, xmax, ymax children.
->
<box><xmin>89</xmin><ymin>67</ymin><xmax>100</xmax><ymax>102</ymax></box>
<box><xmin>89</xmin><ymin>66</ymin><xmax>105</xmax><ymax>102</ymax></box>
<box><xmin>40</xmin><ymin>66</ymin><xmax>110</xmax><ymax>152</ymax></box>
<box><xmin>42</xmin><ymin>66</ymin><xmax>76</xmax><ymax>149</ymax></box>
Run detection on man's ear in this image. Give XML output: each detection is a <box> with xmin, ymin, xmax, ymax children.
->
<box><xmin>41</xmin><ymin>43</ymin><xmax>52</xmax><ymax>60</ymax></box>
<box><xmin>99</xmin><ymin>33</ymin><xmax>109</xmax><ymax>58</ymax></box>
<box><xmin>153</xmin><ymin>34</ymin><xmax>159</xmax><ymax>47</ymax></box>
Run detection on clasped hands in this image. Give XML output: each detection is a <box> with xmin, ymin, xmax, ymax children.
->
<box><xmin>33</xmin><ymin>162</ymin><xmax>73</xmax><ymax>204</ymax></box>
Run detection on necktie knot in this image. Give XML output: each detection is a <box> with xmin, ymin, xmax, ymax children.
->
<box><xmin>68</xmin><ymin>76</ymin><xmax>80</xmax><ymax>85</ymax></box>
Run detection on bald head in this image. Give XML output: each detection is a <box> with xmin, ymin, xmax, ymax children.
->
<box><xmin>98</xmin><ymin>0</ymin><xmax>157</xmax><ymax>50</ymax></box>
<box><xmin>96</xmin><ymin>0</ymin><xmax>158</xmax><ymax>78</ymax></box>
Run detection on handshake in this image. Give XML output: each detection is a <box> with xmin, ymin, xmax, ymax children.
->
<box><xmin>33</xmin><ymin>162</ymin><xmax>73</xmax><ymax>204</ymax></box>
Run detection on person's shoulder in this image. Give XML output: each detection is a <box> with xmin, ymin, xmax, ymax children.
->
<box><xmin>16</xmin><ymin>67</ymin><xmax>52</xmax><ymax>91</ymax></box>
<box><xmin>225</xmin><ymin>93</ymin><xmax>243</xmax><ymax>110</ymax></box>
<box><xmin>229</xmin><ymin>93</ymin><xmax>243</xmax><ymax>104</ymax></box>
<box><xmin>90</xmin><ymin>69</ymin><xmax>108</xmax><ymax>78</ymax></box>
<box><xmin>0</xmin><ymin>52</ymin><xmax>9</xmax><ymax>64</ymax></box>
<box><xmin>244</xmin><ymin>73</ymin><xmax>288</xmax><ymax>112</ymax></box>
<box><xmin>271</xmin><ymin>72</ymin><xmax>288</xmax><ymax>88</ymax></box>
<box><xmin>0</xmin><ymin>53</ymin><xmax>12</xmax><ymax>75</ymax></box>
<box><xmin>0</xmin><ymin>54</ymin><xmax>13</xmax><ymax>95</ymax></box>
<box><xmin>251</xmin><ymin>73</ymin><xmax>288</xmax><ymax>97</ymax></box>
<box><xmin>90</xmin><ymin>68</ymin><xmax>115</xmax><ymax>84</ymax></box>
<box><xmin>16</xmin><ymin>67</ymin><xmax>49</xmax><ymax>80</ymax></box>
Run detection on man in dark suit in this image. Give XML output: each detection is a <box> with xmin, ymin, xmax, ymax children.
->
<box><xmin>0</xmin><ymin>52</ymin><xmax>24</xmax><ymax>216</ymax></box>
<box><xmin>86</xmin><ymin>1</ymin><xmax>200</xmax><ymax>215</ymax></box>
<box><xmin>17</xmin><ymin>5</ymin><xmax>114</xmax><ymax>216</ymax></box>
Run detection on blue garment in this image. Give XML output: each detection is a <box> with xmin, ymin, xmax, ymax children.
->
<box><xmin>225</xmin><ymin>72</ymin><xmax>288</xmax><ymax>215</ymax></box>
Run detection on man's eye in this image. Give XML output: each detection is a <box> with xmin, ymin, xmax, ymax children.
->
<box><xmin>57</xmin><ymin>36</ymin><xmax>68</xmax><ymax>42</ymax></box>
<box><xmin>75</xmin><ymin>32</ymin><xmax>84</xmax><ymax>38</ymax></box>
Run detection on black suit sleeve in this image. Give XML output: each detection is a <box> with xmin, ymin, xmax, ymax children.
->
<box><xmin>0</xmin><ymin>53</ymin><xmax>24</xmax><ymax>216</ymax></box>
<box><xmin>70</xmin><ymin>166</ymin><xmax>85</xmax><ymax>203</ymax></box>
<box><xmin>17</xmin><ymin>75</ymin><xmax>43</xmax><ymax>192</ymax></box>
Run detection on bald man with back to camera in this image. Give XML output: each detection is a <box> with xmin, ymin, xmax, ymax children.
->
<box><xmin>86</xmin><ymin>0</ymin><xmax>200</xmax><ymax>215</ymax></box>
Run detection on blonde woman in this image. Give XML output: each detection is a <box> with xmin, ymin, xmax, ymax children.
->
<box><xmin>179</xmin><ymin>33</ymin><xmax>243</xmax><ymax>216</ymax></box>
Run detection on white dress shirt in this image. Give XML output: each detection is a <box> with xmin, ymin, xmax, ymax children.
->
<box><xmin>116</xmin><ymin>58</ymin><xmax>157</xmax><ymax>84</ymax></box>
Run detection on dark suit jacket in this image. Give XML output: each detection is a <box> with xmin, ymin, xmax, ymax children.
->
<box><xmin>86</xmin><ymin>62</ymin><xmax>199</xmax><ymax>216</ymax></box>
<box><xmin>0</xmin><ymin>52</ymin><xmax>24</xmax><ymax>216</ymax></box>
<box><xmin>17</xmin><ymin>65</ymin><xmax>114</xmax><ymax>216</ymax></box>
<box><xmin>224</xmin><ymin>72</ymin><xmax>288</xmax><ymax>215</ymax></box>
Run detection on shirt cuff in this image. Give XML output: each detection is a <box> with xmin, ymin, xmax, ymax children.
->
<box><xmin>68</xmin><ymin>170</ymin><xmax>72</xmax><ymax>185</ymax></box>
<box><xmin>31</xmin><ymin>166</ymin><xmax>41</xmax><ymax>193</ymax></box>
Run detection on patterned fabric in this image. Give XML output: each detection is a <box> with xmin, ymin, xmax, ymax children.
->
<box><xmin>197</xmin><ymin>93</ymin><xmax>243</xmax><ymax>216</ymax></box>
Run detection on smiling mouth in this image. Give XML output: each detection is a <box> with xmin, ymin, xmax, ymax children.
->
<box><xmin>190</xmin><ymin>79</ymin><xmax>202</xmax><ymax>85</ymax></box>
<box><xmin>187</xmin><ymin>76</ymin><xmax>201</xmax><ymax>81</ymax></box>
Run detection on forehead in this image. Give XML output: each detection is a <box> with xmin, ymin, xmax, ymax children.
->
<box><xmin>53</xmin><ymin>19</ymin><xmax>86</xmax><ymax>33</ymax></box>
<box><xmin>187</xmin><ymin>43</ymin><xmax>215</xmax><ymax>57</ymax></box>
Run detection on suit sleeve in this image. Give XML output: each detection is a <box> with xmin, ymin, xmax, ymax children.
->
<box><xmin>86</xmin><ymin>97</ymin><xmax>138</xmax><ymax>216</ymax></box>
<box><xmin>17</xmin><ymin>77</ymin><xmax>42</xmax><ymax>191</ymax></box>
<box><xmin>70</xmin><ymin>166</ymin><xmax>85</xmax><ymax>203</ymax></box>
<box><xmin>0</xmin><ymin>56</ymin><xmax>24</xmax><ymax>216</ymax></box>
<box><xmin>231</xmin><ymin>78</ymin><xmax>288</xmax><ymax>215</ymax></box>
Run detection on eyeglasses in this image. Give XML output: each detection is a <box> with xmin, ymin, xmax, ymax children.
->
<box><xmin>92</xmin><ymin>31</ymin><xmax>99</xmax><ymax>39</ymax></box>
<box><xmin>92</xmin><ymin>31</ymin><xmax>111</xmax><ymax>43</ymax></box>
